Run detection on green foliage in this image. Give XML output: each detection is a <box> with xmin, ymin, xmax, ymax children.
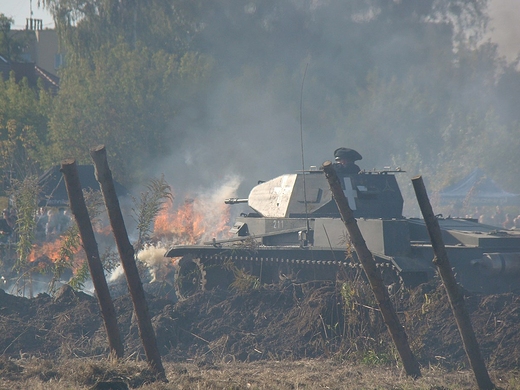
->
<box><xmin>360</xmin><ymin>349</ymin><xmax>394</xmax><ymax>366</ymax></box>
<box><xmin>18</xmin><ymin>0</ymin><xmax>520</xmax><ymax>203</ymax></box>
<box><xmin>48</xmin><ymin>222</ymin><xmax>82</xmax><ymax>293</ymax></box>
<box><xmin>0</xmin><ymin>73</ymin><xmax>53</xmax><ymax>186</ymax></box>
<box><xmin>0</xmin><ymin>13</ymin><xmax>13</xmax><ymax>58</ymax></box>
<box><xmin>0</xmin><ymin>14</ymin><xmax>35</xmax><ymax>62</ymax></box>
<box><xmin>47</xmin><ymin>43</ymin><xmax>214</xmax><ymax>187</ymax></box>
<box><xmin>8</xmin><ymin>176</ymin><xmax>40</xmax><ymax>271</ymax></box>
<box><xmin>43</xmin><ymin>0</ymin><xmax>197</xmax><ymax>61</ymax></box>
<box><xmin>132</xmin><ymin>175</ymin><xmax>173</xmax><ymax>252</ymax></box>
<box><xmin>67</xmin><ymin>259</ymin><xmax>90</xmax><ymax>291</ymax></box>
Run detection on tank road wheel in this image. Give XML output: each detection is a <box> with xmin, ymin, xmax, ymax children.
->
<box><xmin>174</xmin><ymin>255</ymin><xmax>206</xmax><ymax>300</ymax></box>
<box><xmin>377</xmin><ymin>261</ymin><xmax>404</xmax><ymax>297</ymax></box>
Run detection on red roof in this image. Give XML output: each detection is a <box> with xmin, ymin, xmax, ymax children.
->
<box><xmin>1</xmin><ymin>60</ymin><xmax>59</xmax><ymax>94</ymax></box>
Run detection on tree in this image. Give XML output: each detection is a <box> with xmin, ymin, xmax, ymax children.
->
<box><xmin>47</xmin><ymin>42</ymin><xmax>214</xmax><ymax>187</ymax></box>
<box><xmin>0</xmin><ymin>73</ymin><xmax>53</xmax><ymax>191</ymax></box>
<box><xmin>0</xmin><ymin>14</ymin><xmax>36</xmax><ymax>62</ymax></box>
<box><xmin>41</xmin><ymin>0</ymin><xmax>197</xmax><ymax>60</ymax></box>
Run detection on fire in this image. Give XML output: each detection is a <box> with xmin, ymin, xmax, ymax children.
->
<box><xmin>94</xmin><ymin>222</ymin><xmax>113</xmax><ymax>236</ymax></box>
<box><xmin>133</xmin><ymin>176</ymin><xmax>241</xmax><ymax>284</ymax></box>
<box><xmin>28</xmin><ymin>236</ymin><xmax>84</xmax><ymax>266</ymax></box>
<box><xmin>153</xmin><ymin>197</ymin><xmax>230</xmax><ymax>245</ymax></box>
<box><xmin>24</xmin><ymin>176</ymin><xmax>241</xmax><ymax>284</ymax></box>
<box><xmin>153</xmin><ymin>175</ymin><xmax>240</xmax><ymax>245</ymax></box>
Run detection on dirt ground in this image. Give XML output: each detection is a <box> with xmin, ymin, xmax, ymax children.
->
<box><xmin>1</xmin><ymin>275</ymin><xmax>519</xmax><ymax>374</ymax></box>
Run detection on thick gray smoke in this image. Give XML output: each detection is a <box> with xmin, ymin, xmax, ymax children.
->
<box><xmin>157</xmin><ymin>75</ymin><xmax>341</xmax><ymax>202</ymax></box>
<box><xmin>485</xmin><ymin>0</ymin><xmax>520</xmax><ymax>63</ymax></box>
<box><xmin>146</xmin><ymin>0</ymin><xmax>520</xmax><ymax>218</ymax></box>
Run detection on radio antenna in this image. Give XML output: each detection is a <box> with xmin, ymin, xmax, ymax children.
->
<box><xmin>299</xmin><ymin>63</ymin><xmax>311</xmax><ymax>242</ymax></box>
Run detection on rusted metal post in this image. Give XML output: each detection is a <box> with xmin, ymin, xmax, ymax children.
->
<box><xmin>90</xmin><ymin>145</ymin><xmax>166</xmax><ymax>382</ymax></box>
<box><xmin>412</xmin><ymin>175</ymin><xmax>495</xmax><ymax>390</ymax></box>
<box><xmin>322</xmin><ymin>161</ymin><xmax>421</xmax><ymax>379</ymax></box>
<box><xmin>61</xmin><ymin>159</ymin><xmax>124</xmax><ymax>359</ymax></box>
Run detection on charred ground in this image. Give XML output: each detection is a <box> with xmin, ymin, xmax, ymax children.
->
<box><xmin>0</xmin><ymin>277</ymin><xmax>519</xmax><ymax>372</ymax></box>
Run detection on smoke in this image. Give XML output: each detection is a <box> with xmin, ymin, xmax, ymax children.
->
<box><xmin>485</xmin><ymin>0</ymin><xmax>520</xmax><ymax>63</ymax></box>
<box><xmin>136</xmin><ymin>244</ymin><xmax>170</xmax><ymax>283</ymax></box>
<box><xmin>181</xmin><ymin>173</ymin><xmax>242</xmax><ymax>244</ymax></box>
<box><xmin>156</xmin><ymin>75</ymin><xmax>336</xmax><ymax>200</ymax></box>
<box><xmin>141</xmin><ymin>0</ymin><xmax>520</xmax><ymax>222</ymax></box>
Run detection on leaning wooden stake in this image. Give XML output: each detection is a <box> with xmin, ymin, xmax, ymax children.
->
<box><xmin>322</xmin><ymin>161</ymin><xmax>421</xmax><ymax>379</ymax></box>
<box><xmin>412</xmin><ymin>176</ymin><xmax>494</xmax><ymax>390</ymax></box>
<box><xmin>90</xmin><ymin>145</ymin><xmax>166</xmax><ymax>382</ymax></box>
<box><xmin>61</xmin><ymin>159</ymin><xmax>124</xmax><ymax>359</ymax></box>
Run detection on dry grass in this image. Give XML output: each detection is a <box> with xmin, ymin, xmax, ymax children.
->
<box><xmin>0</xmin><ymin>357</ymin><xmax>519</xmax><ymax>389</ymax></box>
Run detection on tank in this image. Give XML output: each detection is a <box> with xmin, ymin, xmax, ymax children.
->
<box><xmin>165</xmin><ymin>167</ymin><xmax>520</xmax><ymax>299</ymax></box>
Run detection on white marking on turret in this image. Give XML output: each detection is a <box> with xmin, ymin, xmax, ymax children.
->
<box><xmin>273</xmin><ymin>175</ymin><xmax>291</xmax><ymax>207</ymax></box>
<box><xmin>342</xmin><ymin>177</ymin><xmax>357</xmax><ymax>210</ymax></box>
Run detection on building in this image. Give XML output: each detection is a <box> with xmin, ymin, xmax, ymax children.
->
<box><xmin>0</xmin><ymin>18</ymin><xmax>62</xmax><ymax>92</ymax></box>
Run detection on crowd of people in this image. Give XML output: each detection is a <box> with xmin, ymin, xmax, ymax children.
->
<box><xmin>0</xmin><ymin>206</ymin><xmax>72</xmax><ymax>243</ymax></box>
<box><xmin>470</xmin><ymin>206</ymin><xmax>520</xmax><ymax>229</ymax></box>
<box><xmin>35</xmin><ymin>207</ymin><xmax>72</xmax><ymax>241</ymax></box>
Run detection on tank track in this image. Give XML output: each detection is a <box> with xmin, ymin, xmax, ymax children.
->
<box><xmin>174</xmin><ymin>251</ymin><xmax>404</xmax><ymax>300</ymax></box>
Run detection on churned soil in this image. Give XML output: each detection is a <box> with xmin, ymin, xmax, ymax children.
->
<box><xmin>1</xmin><ymin>278</ymin><xmax>519</xmax><ymax>372</ymax></box>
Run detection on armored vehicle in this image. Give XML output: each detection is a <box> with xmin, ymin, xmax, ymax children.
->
<box><xmin>165</xmin><ymin>167</ymin><xmax>520</xmax><ymax>299</ymax></box>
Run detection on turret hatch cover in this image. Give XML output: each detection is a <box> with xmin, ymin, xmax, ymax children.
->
<box><xmin>248</xmin><ymin>174</ymin><xmax>297</xmax><ymax>217</ymax></box>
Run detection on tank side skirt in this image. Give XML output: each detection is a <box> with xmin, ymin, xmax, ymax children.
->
<box><xmin>173</xmin><ymin>248</ymin><xmax>405</xmax><ymax>300</ymax></box>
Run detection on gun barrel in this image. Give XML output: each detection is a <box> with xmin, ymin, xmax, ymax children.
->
<box><xmin>225</xmin><ymin>198</ymin><xmax>249</xmax><ymax>204</ymax></box>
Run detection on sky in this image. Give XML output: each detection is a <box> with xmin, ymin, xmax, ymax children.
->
<box><xmin>1</xmin><ymin>0</ymin><xmax>55</xmax><ymax>30</ymax></box>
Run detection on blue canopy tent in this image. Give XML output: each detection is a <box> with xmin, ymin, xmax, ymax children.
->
<box><xmin>439</xmin><ymin>168</ymin><xmax>519</xmax><ymax>206</ymax></box>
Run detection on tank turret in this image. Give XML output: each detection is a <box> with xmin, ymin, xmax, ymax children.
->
<box><xmin>242</xmin><ymin>170</ymin><xmax>403</xmax><ymax>219</ymax></box>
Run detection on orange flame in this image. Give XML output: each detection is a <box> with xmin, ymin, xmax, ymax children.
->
<box><xmin>27</xmin><ymin>177</ymin><xmax>239</xmax><ymax>274</ymax></box>
<box><xmin>28</xmin><ymin>236</ymin><xmax>84</xmax><ymax>266</ymax></box>
<box><xmin>153</xmin><ymin>196</ymin><xmax>232</xmax><ymax>245</ymax></box>
<box><xmin>94</xmin><ymin>223</ymin><xmax>112</xmax><ymax>236</ymax></box>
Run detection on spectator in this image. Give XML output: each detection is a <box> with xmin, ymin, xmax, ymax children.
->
<box><xmin>3</xmin><ymin>209</ymin><xmax>16</xmax><ymax>230</ymax></box>
<box><xmin>35</xmin><ymin>207</ymin><xmax>48</xmax><ymax>241</ymax></box>
<box><xmin>56</xmin><ymin>208</ymin><xmax>71</xmax><ymax>233</ymax></box>
<box><xmin>45</xmin><ymin>208</ymin><xmax>58</xmax><ymax>238</ymax></box>
<box><xmin>491</xmin><ymin>206</ymin><xmax>505</xmax><ymax>227</ymax></box>
<box><xmin>514</xmin><ymin>215</ymin><xmax>520</xmax><ymax>229</ymax></box>
<box><xmin>503</xmin><ymin>213</ymin><xmax>515</xmax><ymax>229</ymax></box>
<box><xmin>478</xmin><ymin>213</ymin><xmax>493</xmax><ymax>225</ymax></box>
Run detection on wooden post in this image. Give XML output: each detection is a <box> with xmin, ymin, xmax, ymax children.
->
<box><xmin>322</xmin><ymin>161</ymin><xmax>421</xmax><ymax>379</ymax></box>
<box><xmin>90</xmin><ymin>145</ymin><xmax>166</xmax><ymax>382</ymax></box>
<box><xmin>61</xmin><ymin>159</ymin><xmax>124</xmax><ymax>359</ymax></box>
<box><xmin>412</xmin><ymin>176</ymin><xmax>495</xmax><ymax>390</ymax></box>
